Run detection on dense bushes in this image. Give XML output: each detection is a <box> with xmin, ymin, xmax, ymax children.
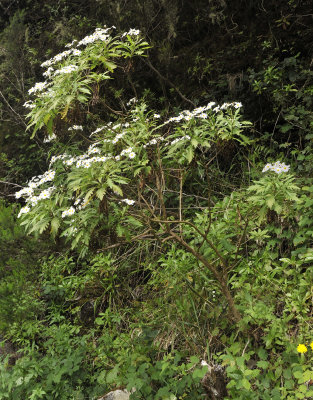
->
<box><xmin>1</xmin><ymin>2</ymin><xmax>313</xmax><ymax>399</ymax></box>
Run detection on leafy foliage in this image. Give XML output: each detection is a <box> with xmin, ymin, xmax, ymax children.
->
<box><xmin>1</xmin><ymin>1</ymin><xmax>313</xmax><ymax>399</ymax></box>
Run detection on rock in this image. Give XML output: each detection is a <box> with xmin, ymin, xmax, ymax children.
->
<box><xmin>0</xmin><ymin>336</ymin><xmax>20</xmax><ymax>366</ymax></box>
<box><xmin>201</xmin><ymin>363</ymin><xmax>228</xmax><ymax>400</ymax></box>
<box><xmin>98</xmin><ymin>389</ymin><xmax>130</xmax><ymax>400</ymax></box>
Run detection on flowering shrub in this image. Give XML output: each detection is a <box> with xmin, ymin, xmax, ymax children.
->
<box><xmin>17</xmin><ymin>100</ymin><xmax>251</xmax><ymax>257</ymax></box>
<box><xmin>247</xmin><ymin>161</ymin><xmax>300</xmax><ymax>218</ymax></box>
<box><xmin>24</xmin><ymin>26</ymin><xmax>150</xmax><ymax>137</ymax></box>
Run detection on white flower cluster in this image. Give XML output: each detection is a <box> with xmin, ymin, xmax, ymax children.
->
<box><xmin>111</xmin><ymin>132</ymin><xmax>125</xmax><ymax>144</ymax></box>
<box><xmin>77</xmin><ymin>27</ymin><xmax>111</xmax><ymax>47</ymax></box>
<box><xmin>41</xmin><ymin>50</ymin><xmax>72</xmax><ymax>68</ymax></box>
<box><xmin>43</xmin><ymin>133</ymin><xmax>57</xmax><ymax>143</ymax></box>
<box><xmin>88</xmin><ymin>146</ymin><xmax>101</xmax><ymax>155</ymax></box>
<box><xmin>54</xmin><ymin>65</ymin><xmax>78</xmax><ymax>76</ymax></box>
<box><xmin>50</xmin><ymin>153</ymin><xmax>70</xmax><ymax>165</ymax></box>
<box><xmin>121</xmin><ymin>29</ymin><xmax>140</xmax><ymax>38</ymax></box>
<box><xmin>62</xmin><ymin>206</ymin><xmax>76</xmax><ymax>218</ymax></box>
<box><xmin>68</xmin><ymin>125</ymin><xmax>83</xmax><ymax>131</ymax></box>
<box><xmin>41</xmin><ymin>88</ymin><xmax>55</xmax><ymax>98</ymax></box>
<box><xmin>75</xmin><ymin>198</ymin><xmax>89</xmax><ymax>210</ymax></box>
<box><xmin>27</xmin><ymin>186</ymin><xmax>56</xmax><ymax>206</ymax></box>
<box><xmin>15</xmin><ymin>170</ymin><xmax>56</xmax><ymax>200</ymax></box>
<box><xmin>143</xmin><ymin>136</ymin><xmax>165</xmax><ymax>148</ymax></box>
<box><xmin>120</xmin><ymin>147</ymin><xmax>136</xmax><ymax>159</ymax></box>
<box><xmin>127</xmin><ymin>97</ymin><xmax>137</xmax><ymax>106</ymax></box>
<box><xmin>63</xmin><ymin>226</ymin><xmax>78</xmax><ymax>237</ymax></box>
<box><xmin>38</xmin><ymin>187</ymin><xmax>55</xmax><ymax>199</ymax></box>
<box><xmin>41</xmin><ymin>49</ymin><xmax>82</xmax><ymax>75</ymax></box>
<box><xmin>76</xmin><ymin>155</ymin><xmax>110</xmax><ymax>168</ymax></box>
<box><xmin>16</xmin><ymin>184</ymin><xmax>56</xmax><ymax>217</ymax></box>
<box><xmin>121</xmin><ymin>198</ymin><xmax>135</xmax><ymax>205</ymax></box>
<box><xmin>262</xmin><ymin>161</ymin><xmax>290</xmax><ymax>174</ymax></box>
<box><xmin>170</xmin><ymin>135</ymin><xmax>191</xmax><ymax>145</ymax></box>
<box><xmin>18</xmin><ymin>206</ymin><xmax>30</xmax><ymax>218</ymax></box>
<box><xmin>164</xmin><ymin>101</ymin><xmax>242</xmax><ymax>124</ymax></box>
<box><xmin>221</xmin><ymin>102</ymin><xmax>242</xmax><ymax>109</ymax></box>
<box><xmin>23</xmin><ymin>100</ymin><xmax>36</xmax><ymax>109</ymax></box>
<box><xmin>43</xmin><ymin>67</ymin><xmax>54</xmax><ymax>78</ymax></box>
<box><xmin>65</xmin><ymin>39</ymin><xmax>78</xmax><ymax>48</ymax></box>
<box><xmin>90</xmin><ymin>126</ymin><xmax>105</xmax><ymax>136</ymax></box>
<box><xmin>72</xmin><ymin>49</ymin><xmax>82</xmax><ymax>56</ymax></box>
<box><xmin>28</xmin><ymin>81</ymin><xmax>48</xmax><ymax>95</ymax></box>
<box><xmin>53</xmin><ymin>138</ymin><xmax>138</xmax><ymax>169</ymax></box>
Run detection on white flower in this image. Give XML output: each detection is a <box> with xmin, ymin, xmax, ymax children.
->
<box><xmin>153</xmin><ymin>114</ymin><xmax>161</xmax><ymax>119</ymax></box>
<box><xmin>262</xmin><ymin>163</ymin><xmax>271</xmax><ymax>173</ymax></box>
<box><xmin>64</xmin><ymin>158</ymin><xmax>75</xmax><ymax>166</ymax></box>
<box><xmin>42</xmin><ymin>67</ymin><xmax>54</xmax><ymax>78</ymax></box>
<box><xmin>68</xmin><ymin>125</ymin><xmax>83</xmax><ymax>131</ymax></box>
<box><xmin>88</xmin><ymin>147</ymin><xmax>101</xmax><ymax>154</ymax></box>
<box><xmin>121</xmin><ymin>147</ymin><xmax>133</xmax><ymax>156</ymax></box>
<box><xmin>127</xmin><ymin>97</ymin><xmax>137</xmax><ymax>106</ymax></box>
<box><xmin>28</xmin><ymin>81</ymin><xmax>48</xmax><ymax>95</ymax></box>
<box><xmin>39</xmin><ymin>189</ymin><xmax>52</xmax><ymax>200</ymax></box>
<box><xmin>77</xmin><ymin>27</ymin><xmax>111</xmax><ymax>47</ymax></box>
<box><xmin>128</xmin><ymin>152</ymin><xmax>136</xmax><ymax>159</ymax></box>
<box><xmin>54</xmin><ymin>65</ymin><xmax>78</xmax><ymax>76</ymax></box>
<box><xmin>72</xmin><ymin>49</ymin><xmax>82</xmax><ymax>56</ymax></box>
<box><xmin>65</xmin><ymin>39</ymin><xmax>78</xmax><ymax>48</ymax></box>
<box><xmin>91</xmin><ymin>126</ymin><xmax>105</xmax><ymax>136</ymax></box>
<box><xmin>221</xmin><ymin>103</ymin><xmax>230</xmax><ymax>110</ymax></box>
<box><xmin>43</xmin><ymin>133</ymin><xmax>57</xmax><ymax>143</ymax></box>
<box><xmin>23</xmin><ymin>100</ymin><xmax>36</xmax><ymax>109</ymax></box>
<box><xmin>262</xmin><ymin>161</ymin><xmax>290</xmax><ymax>174</ymax></box>
<box><xmin>122</xmin><ymin>199</ymin><xmax>135</xmax><ymax>205</ymax></box>
<box><xmin>24</xmin><ymin>187</ymin><xmax>33</xmax><ymax>196</ymax></box>
<box><xmin>29</xmin><ymin>196</ymin><xmax>39</xmax><ymax>206</ymax></box>
<box><xmin>275</xmin><ymin>167</ymin><xmax>282</xmax><ymax>174</ymax></box>
<box><xmin>17</xmin><ymin>206</ymin><xmax>30</xmax><ymax>218</ymax></box>
<box><xmin>121</xmin><ymin>29</ymin><xmax>140</xmax><ymax>38</ymax></box>
<box><xmin>205</xmin><ymin>102</ymin><xmax>216</xmax><ymax>110</ymax></box>
<box><xmin>62</xmin><ymin>207</ymin><xmax>76</xmax><ymax>218</ymax></box>
<box><xmin>197</xmin><ymin>113</ymin><xmax>207</xmax><ymax>119</ymax></box>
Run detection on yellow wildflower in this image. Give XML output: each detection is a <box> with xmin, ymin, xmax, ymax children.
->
<box><xmin>297</xmin><ymin>344</ymin><xmax>308</xmax><ymax>354</ymax></box>
<box><xmin>310</xmin><ymin>342</ymin><xmax>313</xmax><ymax>351</ymax></box>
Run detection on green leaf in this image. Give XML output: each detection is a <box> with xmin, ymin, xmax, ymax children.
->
<box><xmin>191</xmin><ymin>138</ymin><xmax>198</xmax><ymax>147</ymax></box>
<box><xmin>189</xmin><ymin>356</ymin><xmax>199</xmax><ymax>364</ymax></box>
<box><xmin>241</xmin><ymin>378</ymin><xmax>251</xmax><ymax>390</ymax></box>
<box><xmin>186</xmin><ymin>147</ymin><xmax>194</xmax><ymax>163</ymax></box>
<box><xmin>266</xmin><ymin>196</ymin><xmax>275</xmax><ymax>208</ymax></box>
<box><xmin>106</xmin><ymin>365</ymin><xmax>119</xmax><ymax>384</ymax></box>
<box><xmin>192</xmin><ymin>366</ymin><xmax>208</xmax><ymax>380</ymax></box>
<box><xmin>103</xmin><ymin>60</ymin><xmax>117</xmax><ymax>72</ymax></box>
<box><xmin>50</xmin><ymin>217</ymin><xmax>60</xmax><ymax>236</ymax></box>
<box><xmin>96</xmin><ymin>187</ymin><xmax>106</xmax><ymax>200</ymax></box>
<box><xmin>256</xmin><ymin>360</ymin><xmax>268</xmax><ymax>369</ymax></box>
<box><xmin>293</xmin><ymin>371</ymin><xmax>303</xmax><ymax>380</ymax></box>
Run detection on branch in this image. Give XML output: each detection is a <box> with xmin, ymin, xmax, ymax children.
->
<box><xmin>144</xmin><ymin>59</ymin><xmax>195</xmax><ymax>107</ymax></box>
<box><xmin>153</xmin><ymin>218</ymin><xmax>228</xmax><ymax>270</ymax></box>
<box><xmin>0</xmin><ymin>89</ymin><xmax>27</xmax><ymax>127</ymax></box>
<box><xmin>0</xmin><ymin>181</ymin><xmax>23</xmax><ymax>188</ymax></box>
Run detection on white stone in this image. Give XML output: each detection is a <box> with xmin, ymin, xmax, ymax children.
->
<box><xmin>99</xmin><ymin>389</ymin><xmax>130</xmax><ymax>400</ymax></box>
